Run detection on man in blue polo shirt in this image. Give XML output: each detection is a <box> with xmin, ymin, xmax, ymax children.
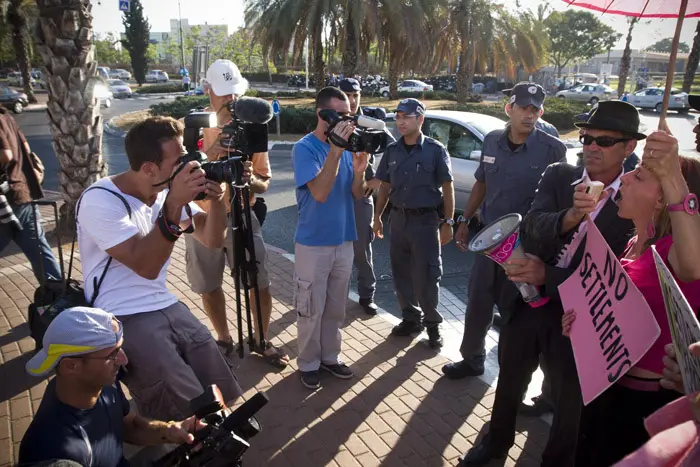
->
<box><xmin>291</xmin><ymin>87</ymin><xmax>369</xmax><ymax>390</ymax></box>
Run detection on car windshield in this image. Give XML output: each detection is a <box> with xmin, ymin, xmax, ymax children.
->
<box><xmin>109</xmin><ymin>80</ymin><xmax>127</xmax><ymax>86</ymax></box>
<box><xmin>468</xmin><ymin>116</ymin><xmax>506</xmax><ymax>137</ymax></box>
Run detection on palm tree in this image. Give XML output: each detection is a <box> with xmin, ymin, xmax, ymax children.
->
<box><xmin>683</xmin><ymin>20</ymin><xmax>700</xmax><ymax>93</ymax></box>
<box><xmin>35</xmin><ymin>0</ymin><xmax>105</xmax><ymax>229</ymax></box>
<box><xmin>617</xmin><ymin>17</ymin><xmax>639</xmax><ymax>97</ymax></box>
<box><xmin>3</xmin><ymin>0</ymin><xmax>37</xmax><ymax>103</ymax></box>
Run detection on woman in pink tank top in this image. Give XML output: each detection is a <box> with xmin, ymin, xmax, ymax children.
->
<box><xmin>562</xmin><ymin>129</ymin><xmax>700</xmax><ymax>466</ymax></box>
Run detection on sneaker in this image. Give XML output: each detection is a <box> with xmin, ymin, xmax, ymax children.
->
<box><xmin>320</xmin><ymin>362</ymin><xmax>354</xmax><ymax>379</ymax></box>
<box><xmin>391</xmin><ymin>320</ymin><xmax>424</xmax><ymax>336</ymax></box>
<box><xmin>426</xmin><ymin>326</ymin><xmax>443</xmax><ymax>349</ymax></box>
<box><xmin>359</xmin><ymin>298</ymin><xmax>378</xmax><ymax>316</ymax></box>
<box><xmin>300</xmin><ymin>370</ymin><xmax>321</xmax><ymax>389</ymax></box>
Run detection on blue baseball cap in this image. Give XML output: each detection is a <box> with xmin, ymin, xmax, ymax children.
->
<box><xmin>339</xmin><ymin>78</ymin><xmax>361</xmax><ymax>93</ymax></box>
<box><xmin>395</xmin><ymin>98</ymin><xmax>425</xmax><ymax>115</ymax></box>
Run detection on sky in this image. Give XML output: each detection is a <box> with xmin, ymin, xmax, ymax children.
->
<box><xmin>92</xmin><ymin>0</ymin><xmax>697</xmax><ymax>51</ymax></box>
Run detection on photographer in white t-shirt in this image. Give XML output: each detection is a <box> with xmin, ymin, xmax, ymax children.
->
<box><xmin>76</xmin><ymin>116</ymin><xmax>245</xmax><ymax>422</ymax></box>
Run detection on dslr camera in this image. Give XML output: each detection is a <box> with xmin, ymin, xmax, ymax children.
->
<box><xmin>319</xmin><ymin>109</ymin><xmax>392</xmax><ymax>154</ymax></box>
<box><xmin>156</xmin><ymin>385</ymin><xmax>269</xmax><ymax>467</ymax></box>
<box><xmin>178</xmin><ymin>97</ymin><xmax>273</xmax><ymax>198</ymax></box>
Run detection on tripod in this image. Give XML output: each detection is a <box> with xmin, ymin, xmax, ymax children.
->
<box><xmin>228</xmin><ymin>167</ymin><xmax>266</xmax><ymax>359</ymax></box>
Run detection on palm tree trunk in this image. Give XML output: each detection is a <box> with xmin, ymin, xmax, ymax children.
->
<box><xmin>456</xmin><ymin>44</ymin><xmax>470</xmax><ymax>104</ymax></box>
<box><xmin>617</xmin><ymin>18</ymin><xmax>638</xmax><ymax>97</ymax></box>
<box><xmin>312</xmin><ymin>22</ymin><xmax>325</xmax><ymax>90</ymax></box>
<box><xmin>342</xmin><ymin>5</ymin><xmax>357</xmax><ymax>76</ymax></box>
<box><xmin>8</xmin><ymin>0</ymin><xmax>37</xmax><ymax>104</ymax></box>
<box><xmin>35</xmin><ymin>0</ymin><xmax>105</xmax><ymax>231</ymax></box>
<box><xmin>683</xmin><ymin>20</ymin><xmax>700</xmax><ymax>93</ymax></box>
<box><xmin>388</xmin><ymin>46</ymin><xmax>399</xmax><ymax>98</ymax></box>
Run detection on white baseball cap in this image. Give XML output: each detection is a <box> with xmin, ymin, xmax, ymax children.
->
<box><xmin>204</xmin><ymin>59</ymin><xmax>249</xmax><ymax>96</ymax></box>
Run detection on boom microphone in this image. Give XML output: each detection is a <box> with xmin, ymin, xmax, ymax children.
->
<box><xmin>234</xmin><ymin>97</ymin><xmax>274</xmax><ymax>124</ymax></box>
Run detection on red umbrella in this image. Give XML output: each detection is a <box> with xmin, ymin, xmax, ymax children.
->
<box><xmin>563</xmin><ymin>0</ymin><xmax>700</xmax><ymax>127</ymax></box>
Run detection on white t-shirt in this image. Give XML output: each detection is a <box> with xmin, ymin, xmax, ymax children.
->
<box><xmin>77</xmin><ymin>178</ymin><xmax>201</xmax><ymax>316</ymax></box>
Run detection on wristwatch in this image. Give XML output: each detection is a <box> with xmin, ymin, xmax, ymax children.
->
<box><xmin>443</xmin><ymin>218</ymin><xmax>455</xmax><ymax>226</ymax></box>
<box><xmin>457</xmin><ymin>215</ymin><xmax>470</xmax><ymax>224</ymax></box>
<box><xmin>667</xmin><ymin>193</ymin><xmax>699</xmax><ymax>215</ymax></box>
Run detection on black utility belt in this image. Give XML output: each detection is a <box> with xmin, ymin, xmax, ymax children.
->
<box><xmin>391</xmin><ymin>206</ymin><xmax>438</xmax><ymax>215</ymax></box>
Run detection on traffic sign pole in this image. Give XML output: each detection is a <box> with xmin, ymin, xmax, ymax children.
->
<box><xmin>272</xmin><ymin>99</ymin><xmax>281</xmax><ymax>138</ymax></box>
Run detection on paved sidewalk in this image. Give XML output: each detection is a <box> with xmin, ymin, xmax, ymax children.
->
<box><xmin>0</xmin><ymin>211</ymin><xmax>550</xmax><ymax>466</ymax></box>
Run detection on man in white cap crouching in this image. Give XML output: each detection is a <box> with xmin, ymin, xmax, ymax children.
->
<box><xmin>19</xmin><ymin>307</ymin><xmax>205</xmax><ymax>467</ymax></box>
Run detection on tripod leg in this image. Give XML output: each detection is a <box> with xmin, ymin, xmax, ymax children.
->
<box><xmin>230</xmin><ymin>186</ymin><xmax>245</xmax><ymax>359</ymax></box>
<box><xmin>241</xmin><ymin>186</ymin><xmax>266</xmax><ymax>351</ymax></box>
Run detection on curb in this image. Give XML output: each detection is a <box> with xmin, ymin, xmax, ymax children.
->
<box><xmin>103</xmin><ymin>116</ymin><xmax>126</xmax><ymax>138</ymax></box>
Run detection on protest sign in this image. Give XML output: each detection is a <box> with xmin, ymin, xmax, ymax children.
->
<box><xmin>559</xmin><ymin>219</ymin><xmax>660</xmax><ymax>405</ymax></box>
<box><xmin>652</xmin><ymin>247</ymin><xmax>700</xmax><ymax>394</ymax></box>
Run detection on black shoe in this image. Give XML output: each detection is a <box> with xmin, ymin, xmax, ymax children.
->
<box><xmin>427</xmin><ymin>325</ymin><xmax>443</xmax><ymax>349</ymax></box>
<box><xmin>391</xmin><ymin>320</ymin><xmax>424</xmax><ymax>336</ymax></box>
<box><xmin>458</xmin><ymin>441</ymin><xmax>509</xmax><ymax>466</ymax></box>
<box><xmin>300</xmin><ymin>370</ymin><xmax>321</xmax><ymax>390</ymax></box>
<box><xmin>492</xmin><ymin>312</ymin><xmax>503</xmax><ymax>328</ymax></box>
<box><xmin>442</xmin><ymin>359</ymin><xmax>485</xmax><ymax>379</ymax></box>
<box><xmin>519</xmin><ymin>394</ymin><xmax>553</xmax><ymax>417</ymax></box>
<box><xmin>359</xmin><ymin>298</ymin><xmax>378</xmax><ymax>316</ymax></box>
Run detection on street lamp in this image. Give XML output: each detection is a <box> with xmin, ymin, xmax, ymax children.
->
<box><xmin>177</xmin><ymin>0</ymin><xmax>186</xmax><ymax>72</ymax></box>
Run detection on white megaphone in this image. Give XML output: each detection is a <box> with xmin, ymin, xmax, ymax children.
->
<box><xmin>468</xmin><ymin>213</ymin><xmax>550</xmax><ymax>308</ymax></box>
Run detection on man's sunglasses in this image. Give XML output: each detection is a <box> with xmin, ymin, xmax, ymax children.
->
<box><xmin>580</xmin><ymin>134</ymin><xmax>631</xmax><ymax>147</ymax></box>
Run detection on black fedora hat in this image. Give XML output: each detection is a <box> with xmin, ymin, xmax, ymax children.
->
<box><xmin>575</xmin><ymin>100</ymin><xmax>646</xmax><ymax>140</ymax></box>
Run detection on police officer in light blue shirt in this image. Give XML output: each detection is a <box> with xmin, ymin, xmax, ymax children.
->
<box><xmin>374</xmin><ymin>98</ymin><xmax>455</xmax><ymax>349</ymax></box>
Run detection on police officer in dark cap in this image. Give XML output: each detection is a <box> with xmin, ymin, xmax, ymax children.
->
<box><xmin>374</xmin><ymin>98</ymin><xmax>454</xmax><ymax>348</ymax></box>
<box><xmin>444</xmin><ymin>82</ymin><xmax>566</xmax><ymax>380</ymax></box>
<box><xmin>502</xmin><ymin>86</ymin><xmax>560</xmax><ymax>138</ymax></box>
<box><xmin>339</xmin><ymin>77</ymin><xmax>378</xmax><ymax>315</ymax></box>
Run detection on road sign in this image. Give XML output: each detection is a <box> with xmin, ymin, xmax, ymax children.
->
<box><xmin>119</xmin><ymin>0</ymin><xmax>130</xmax><ymax>12</ymax></box>
<box><xmin>272</xmin><ymin>99</ymin><xmax>281</xmax><ymax>116</ymax></box>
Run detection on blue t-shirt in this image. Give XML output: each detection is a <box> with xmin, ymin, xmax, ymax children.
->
<box><xmin>292</xmin><ymin>133</ymin><xmax>357</xmax><ymax>246</ymax></box>
<box><xmin>19</xmin><ymin>379</ymin><xmax>130</xmax><ymax>467</ymax></box>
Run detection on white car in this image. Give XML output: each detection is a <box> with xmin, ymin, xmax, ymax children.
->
<box><xmin>109</xmin><ymin>69</ymin><xmax>131</xmax><ymax>80</ymax></box>
<box><xmin>107</xmin><ymin>79</ymin><xmax>132</xmax><ymax>98</ymax></box>
<box><xmin>626</xmin><ymin>87</ymin><xmax>690</xmax><ymax>114</ymax></box>
<box><xmin>7</xmin><ymin>72</ymin><xmax>34</xmax><ymax>88</ymax></box>
<box><xmin>380</xmin><ymin>79</ymin><xmax>434</xmax><ymax>97</ymax></box>
<box><xmin>146</xmin><ymin>70</ymin><xmax>169</xmax><ymax>83</ymax></box>
<box><xmin>381</xmin><ymin>110</ymin><xmax>579</xmax><ymax>212</ymax></box>
<box><xmin>93</xmin><ymin>83</ymin><xmax>113</xmax><ymax>108</ymax></box>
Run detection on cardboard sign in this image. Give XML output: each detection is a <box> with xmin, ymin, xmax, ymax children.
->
<box><xmin>652</xmin><ymin>247</ymin><xmax>700</xmax><ymax>394</ymax></box>
<box><xmin>559</xmin><ymin>219</ymin><xmax>660</xmax><ymax>405</ymax></box>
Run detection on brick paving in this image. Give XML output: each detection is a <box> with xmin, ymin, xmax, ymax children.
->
<box><xmin>0</xmin><ymin>205</ymin><xmax>550</xmax><ymax>466</ymax></box>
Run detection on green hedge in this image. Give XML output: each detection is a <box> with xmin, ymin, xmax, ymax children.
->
<box><xmin>135</xmin><ymin>83</ymin><xmax>184</xmax><ymax>94</ymax></box>
<box><xmin>150</xmin><ymin>96</ymin><xmax>209</xmax><ymax>118</ymax></box>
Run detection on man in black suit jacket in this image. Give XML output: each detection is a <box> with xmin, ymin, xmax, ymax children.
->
<box><xmin>460</xmin><ymin>101</ymin><xmax>645</xmax><ymax>467</ymax></box>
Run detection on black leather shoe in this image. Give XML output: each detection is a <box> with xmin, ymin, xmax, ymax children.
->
<box><xmin>458</xmin><ymin>441</ymin><xmax>509</xmax><ymax>466</ymax></box>
<box><xmin>426</xmin><ymin>326</ymin><xmax>443</xmax><ymax>349</ymax></box>
<box><xmin>359</xmin><ymin>298</ymin><xmax>378</xmax><ymax>316</ymax></box>
<box><xmin>442</xmin><ymin>359</ymin><xmax>485</xmax><ymax>379</ymax></box>
<box><xmin>391</xmin><ymin>320</ymin><xmax>423</xmax><ymax>336</ymax></box>
<box><xmin>492</xmin><ymin>311</ymin><xmax>503</xmax><ymax>328</ymax></box>
<box><xmin>519</xmin><ymin>394</ymin><xmax>553</xmax><ymax>417</ymax></box>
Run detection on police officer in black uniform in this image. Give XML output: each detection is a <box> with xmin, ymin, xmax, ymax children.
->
<box><xmin>339</xmin><ymin>78</ymin><xmax>378</xmax><ymax>315</ymax></box>
<box><xmin>374</xmin><ymin>98</ymin><xmax>454</xmax><ymax>349</ymax></box>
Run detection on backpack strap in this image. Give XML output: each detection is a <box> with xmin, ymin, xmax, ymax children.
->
<box><xmin>73</xmin><ymin>186</ymin><xmax>133</xmax><ymax>306</ymax></box>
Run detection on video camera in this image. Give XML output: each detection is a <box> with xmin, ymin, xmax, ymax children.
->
<box><xmin>319</xmin><ymin>109</ymin><xmax>391</xmax><ymax>154</ymax></box>
<box><xmin>179</xmin><ymin>97</ymin><xmax>273</xmax><ymax>197</ymax></box>
<box><xmin>156</xmin><ymin>386</ymin><xmax>269</xmax><ymax>467</ymax></box>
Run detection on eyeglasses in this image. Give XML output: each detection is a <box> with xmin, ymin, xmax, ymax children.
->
<box><xmin>78</xmin><ymin>347</ymin><xmax>124</xmax><ymax>363</ymax></box>
<box><xmin>580</xmin><ymin>134</ymin><xmax>631</xmax><ymax>147</ymax></box>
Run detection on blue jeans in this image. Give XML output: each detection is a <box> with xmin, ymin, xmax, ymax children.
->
<box><xmin>0</xmin><ymin>202</ymin><xmax>62</xmax><ymax>282</ymax></box>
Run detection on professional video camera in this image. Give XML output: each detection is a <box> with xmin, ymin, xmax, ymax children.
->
<box><xmin>179</xmin><ymin>97</ymin><xmax>273</xmax><ymax>195</ymax></box>
<box><xmin>156</xmin><ymin>386</ymin><xmax>269</xmax><ymax>467</ymax></box>
<box><xmin>319</xmin><ymin>109</ymin><xmax>391</xmax><ymax>154</ymax></box>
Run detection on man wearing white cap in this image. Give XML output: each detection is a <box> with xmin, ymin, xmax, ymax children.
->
<box><xmin>184</xmin><ymin>59</ymin><xmax>288</xmax><ymax>369</ymax></box>
<box><xmin>19</xmin><ymin>307</ymin><xmax>204</xmax><ymax>466</ymax></box>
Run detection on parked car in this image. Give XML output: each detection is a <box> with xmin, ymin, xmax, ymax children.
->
<box><xmin>380</xmin><ymin>79</ymin><xmax>434</xmax><ymax>97</ymax></box>
<box><xmin>93</xmin><ymin>83</ymin><xmax>113</xmax><ymax>108</ymax></box>
<box><xmin>626</xmin><ymin>87</ymin><xmax>690</xmax><ymax>113</ymax></box>
<box><xmin>7</xmin><ymin>71</ymin><xmax>35</xmax><ymax>88</ymax></box>
<box><xmin>0</xmin><ymin>86</ymin><xmax>28</xmax><ymax>113</ymax></box>
<box><xmin>107</xmin><ymin>79</ymin><xmax>132</xmax><ymax>98</ymax></box>
<box><xmin>109</xmin><ymin>69</ymin><xmax>131</xmax><ymax>80</ymax></box>
<box><xmin>380</xmin><ymin>110</ymin><xmax>579</xmax><ymax>212</ymax></box>
<box><xmin>145</xmin><ymin>70</ymin><xmax>169</xmax><ymax>83</ymax></box>
<box><xmin>555</xmin><ymin>84</ymin><xmax>617</xmax><ymax>104</ymax></box>
<box><xmin>30</xmin><ymin>71</ymin><xmax>46</xmax><ymax>89</ymax></box>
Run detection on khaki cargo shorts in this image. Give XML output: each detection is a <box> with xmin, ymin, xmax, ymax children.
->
<box><xmin>185</xmin><ymin>211</ymin><xmax>270</xmax><ymax>293</ymax></box>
